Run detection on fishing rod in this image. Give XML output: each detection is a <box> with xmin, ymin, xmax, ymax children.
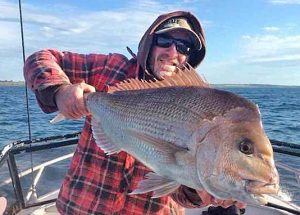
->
<box><xmin>17</xmin><ymin>0</ymin><xmax>38</xmax><ymax>203</ymax></box>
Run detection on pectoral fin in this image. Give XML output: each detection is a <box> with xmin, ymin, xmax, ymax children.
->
<box><xmin>128</xmin><ymin>130</ymin><xmax>188</xmax><ymax>162</ymax></box>
<box><xmin>130</xmin><ymin>172</ymin><xmax>180</xmax><ymax>198</ymax></box>
<box><xmin>91</xmin><ymin>117</ymin><xmax>121</xmax><ymax>155</ymax></box>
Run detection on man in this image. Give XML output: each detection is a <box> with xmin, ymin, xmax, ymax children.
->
<box><xmin>24</xmin><ymin>11</ymin><xmax>244</xmax><ymax>214</ymax></box>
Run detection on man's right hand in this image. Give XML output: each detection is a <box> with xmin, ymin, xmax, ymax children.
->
<box><xmin>55</xmin><ymin>82</ymin><xmax>96</xmax><ymax>119</ymax></box>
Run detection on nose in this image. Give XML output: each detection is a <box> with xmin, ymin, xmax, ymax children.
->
<box><xmin>167</xmin><ymin>43</ymin><xmax>179</xmax><ymax>58</ymax></box>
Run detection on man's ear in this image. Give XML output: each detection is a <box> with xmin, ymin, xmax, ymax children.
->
<box><xmin>146</xmin><ymin>48</ymin><xmax>154</xmax><ymax>74</ymax></box>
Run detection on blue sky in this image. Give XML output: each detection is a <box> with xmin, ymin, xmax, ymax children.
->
<box><xmin>0</xmin><ymin>0</ymin><xmax>300</xmax><ymax>85</ymax></box>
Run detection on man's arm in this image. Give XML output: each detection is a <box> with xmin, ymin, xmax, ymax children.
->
<box><xmin>23</xmin><ymin>49</ymin><xmax>110</xmax><ymax>115</ymax></box>
<box><xmin>171</xmin><ymin>186</ymin><xmax>205</xmax><ymax>208</ymax></box>
<box><xmin>24</xmin><ymin>49</ymin><xmax>71</xmax><ymax>113</ymax></box>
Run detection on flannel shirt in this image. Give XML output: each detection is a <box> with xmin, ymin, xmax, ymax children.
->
<box><xmin>24</xmin><ymin>49</ymin><xmax>204</xmax><ymax>214</ymax></box>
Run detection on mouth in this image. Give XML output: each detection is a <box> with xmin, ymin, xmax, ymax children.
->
<box><xmin>158</xmin><ymin>60</ymin><xmax>178</xmax><ymax>77</ymax></box>
<box><xmin>246</xmin><ymin>180</ymin><xmax>279</xmax><ymax>195</ymax></box>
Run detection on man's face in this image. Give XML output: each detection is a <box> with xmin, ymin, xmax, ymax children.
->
<box><xmin>148</xmin><ymin>30</ymin><xmax>193</xmax><ymax>80</ymax></box>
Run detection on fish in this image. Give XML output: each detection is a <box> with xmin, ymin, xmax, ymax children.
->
<box><xmin>55</xmin><ymin>64</ymin><xmax>280</xmax><ymax>205</ymax></box>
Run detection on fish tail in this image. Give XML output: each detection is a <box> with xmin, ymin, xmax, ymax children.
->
<box><xmin>49</xmin><ymin>113</ymin><xmax>66</xmax><ymax>124</ymax></box>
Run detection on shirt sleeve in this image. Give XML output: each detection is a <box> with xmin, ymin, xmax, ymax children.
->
<box><xmin>23</xmin><ymin>49</ymin><xmax>110</xmax><ymax>113</ymax></box>
<box><xmin>171</xmin><ymin>186</ymin><xmax>206</xmax><ymax>208</ymax></box>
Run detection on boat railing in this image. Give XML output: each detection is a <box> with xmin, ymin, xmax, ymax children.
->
<box><xmin>271</xmin><ymin>139</ymin><xmax>300</xmax><ymax>204</ymax></box>
<box><xmin>0</xmin><ymin>133</ymin><xmax>299</xmax><ymax>214</ymax></box>
<box><xmin>0</xmin><ymin>132</ymin><xmax>80</xmax><ymax>214</ymax></box>
<box><xmin>276</xmin><ymin>162</ymin><xmax>300</xmax><ymax>186</ymax></box>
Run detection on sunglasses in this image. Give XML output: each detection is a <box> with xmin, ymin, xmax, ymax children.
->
<box><xmin>154</xmin><ymin>35</ymin><xmax>193</xmax><ymax>55</ymax></box>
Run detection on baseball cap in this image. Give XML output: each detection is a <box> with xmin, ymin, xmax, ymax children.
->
<box><xmin>155</xmin><ymin>17</ymin><xmax>202</xmax><ymax>50</ymax></box>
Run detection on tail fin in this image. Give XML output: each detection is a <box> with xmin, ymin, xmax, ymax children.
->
<box><xmin>50</xmin><ymin>113</ymin><xmax>66</xmax><ymax>124</ymax></box>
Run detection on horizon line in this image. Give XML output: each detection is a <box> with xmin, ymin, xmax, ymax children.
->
<box><xmin>0</xmin><ymin>80</ymin><xmax>299</xmax><ymax>87</ymax></box>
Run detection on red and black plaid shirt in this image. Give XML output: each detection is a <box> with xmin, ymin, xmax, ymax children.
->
<box><xmin>24</xmin><ymin>49</ymin><xmax>203</xmax><ymax>214</ymax></box>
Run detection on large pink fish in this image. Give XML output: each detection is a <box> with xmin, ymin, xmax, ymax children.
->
<box><xmin>78</xmin><ymin>65</ymin><xmax>279</xmax><ymax>205</ymax></box>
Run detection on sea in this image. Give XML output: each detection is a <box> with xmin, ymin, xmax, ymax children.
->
<box><xmin>0</xmin><ymin>85</ymin><xmax>299</xmax><ymax>208</ymax></box>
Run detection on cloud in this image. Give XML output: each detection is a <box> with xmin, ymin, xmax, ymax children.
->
<box><xmin>263</xmin><ymin>26</ymin><xmax>280</xmax><ymax>32</ymax></box>
<box><xmin>246</xmin><ymin>54</ymin><xmax>300</xmax><ymax>67</ymax></box>
<box><xmin>0</xmin><ymin>0</ymin><xmax>198</xmax><ymax>52</ymax></box>
<box><xmin>240</xmin><ymin>34</ymin><xmax>300</xmax><ymax>67</ymax></box>
<box><xmin>0</xmin><ymin>0</ymin><xmax>191</xmax><ymax>80</ymax></box>
<box><xmin>205</xmin><ymin>31</ymin><xmax>300</xmax><ymax>85</ymax></box>
<box><xmin>269</xmin><ymin>0</ymin><xmax>300</xmax><ymax>4</ymax></box>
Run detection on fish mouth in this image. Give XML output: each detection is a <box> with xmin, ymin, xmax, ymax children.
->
<box><xmin>251</xmin><ymin>193</ymin><xmax>268</xmax><ymax>205</ymax></box>
<box><xmin>243</xmin><ymin>181</ymin><xmax>279</xmax><ymax>205</ymax></box>
<box><xmin>246</xmin><ymin>180</ymin><xmax>279</xmax><ymax>195</ymax></box>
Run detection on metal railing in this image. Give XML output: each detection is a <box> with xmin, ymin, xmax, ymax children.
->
<box><xmin>0</xmin><ymin>133</ymin><xmax>299</xmax><ymax>214</ymax></box>
<box><xmin>0</xmin><ymin>132</ymin><xmax>80</xmax><ymax>214</ymax></box>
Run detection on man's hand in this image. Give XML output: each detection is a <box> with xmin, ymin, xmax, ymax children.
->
<box><xmin>196</xmin><ymin>190</ymin><xmax>247</xmax><ymax>209</ymax></box>
<box><xmin>55</xmin><ymin>82</ymin><xmax>96</xmax><ymax>119</ymax></box>
<box><xmin>0</xmin><ymin>197</ymin><xmax>7</xmax><ymax>215</ymax></box>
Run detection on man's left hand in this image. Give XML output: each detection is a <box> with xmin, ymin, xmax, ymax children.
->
<box><xmin>196</xmin><ymin>190</ymin><xmax>247</xmax><ymax>209</ymax></box>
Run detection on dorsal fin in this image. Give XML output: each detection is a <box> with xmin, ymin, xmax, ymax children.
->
<box><xmin>108</xmin><ymin>63</ymin><xmax>209</xmax><ymax>93</ymax></box>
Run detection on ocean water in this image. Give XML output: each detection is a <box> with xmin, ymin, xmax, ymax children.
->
<box><xmin>0</xmin><ymin>85</ymin><xmax>299</xmax><ymax>206</ymax></box>
<box><xmin>1</xmin><ymin>85</ymin><xmax>299</xmax><ymax>145</ymax></box>
<box><xmin>0</xmin><ymin>86</ymin><xmax>84</xmax><ymax>145</ymax></box>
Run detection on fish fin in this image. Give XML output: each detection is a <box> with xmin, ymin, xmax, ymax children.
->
<box><xmin>49</xmin><ymin>113</ymin><xmax>66</xmax><ymax>124</ymax></box>
<box><xmin>108</xmin><ymin>63</ymin><xmax>209</xmax><ymax>93</ymax></box>
<box><xmin>129</xmin><ymin>172</ymin><xmax>181</xmax><ymax>198</ymax></box>
<box><xmin>152</xmin><ymin>182</ymin><xmax>181</xmax><ymax>198</ymax></box>
<box><xmin>91</xmin><ymin>117</ymin><xmax>121</xmax><ymax>155</ymax></box>
<box><xmin>128</xmin><ymin>130</ymin><xmax>188</xmax><ymax>163</ymax></box>
<box><xmin>129</xmin><ymin>130</ymin><xmax>187</xmax><ymax>152</ymax></box>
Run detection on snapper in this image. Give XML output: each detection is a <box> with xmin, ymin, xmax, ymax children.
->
<box><xmin>57</xmin><ymin>65</ymin><xmax>280</xmax><ymax>205</ymax></box>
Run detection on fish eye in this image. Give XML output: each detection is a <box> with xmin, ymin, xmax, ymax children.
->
<box><xmin>239</xmin><ymin>139</ymin><xmax>254</xmax><ymax>155</ymax></box>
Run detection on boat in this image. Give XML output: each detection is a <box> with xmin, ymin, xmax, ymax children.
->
<box><xmin>0</xmin><ymin>132</ymin><xmax>299</xmax><ymax>215</ymax></box>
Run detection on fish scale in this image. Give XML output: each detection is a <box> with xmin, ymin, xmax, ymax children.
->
<box><xmin>91</xmin><ymin>91</ymin><xmax>203</xmax><ymax>147</ymax></box>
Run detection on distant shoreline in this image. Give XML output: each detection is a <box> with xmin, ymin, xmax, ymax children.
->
<box><xmin>0</xmin><ymin>80</ymin><xmax>299</xmax><ymax>88</ymax></box>
<box><xmin>213</xmin><ymin>84</ymin><xmax>300</xmax><ymax>88</ymax></box>
<box><xmin>0</xmin><ymin>81</ymin><xmax>25</xmax><ymax>86</ymax></box>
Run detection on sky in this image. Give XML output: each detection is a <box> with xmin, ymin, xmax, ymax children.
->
<box><xmin>0</xmin><ymin>0</ymin><xmax>300</xmax><ymax>85</ymax></box>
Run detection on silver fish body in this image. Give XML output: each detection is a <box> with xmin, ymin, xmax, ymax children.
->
<box><xmin>87</xmin><ymin>84</ymin><xmax>279</xmax><ymax>205</ymax></box>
